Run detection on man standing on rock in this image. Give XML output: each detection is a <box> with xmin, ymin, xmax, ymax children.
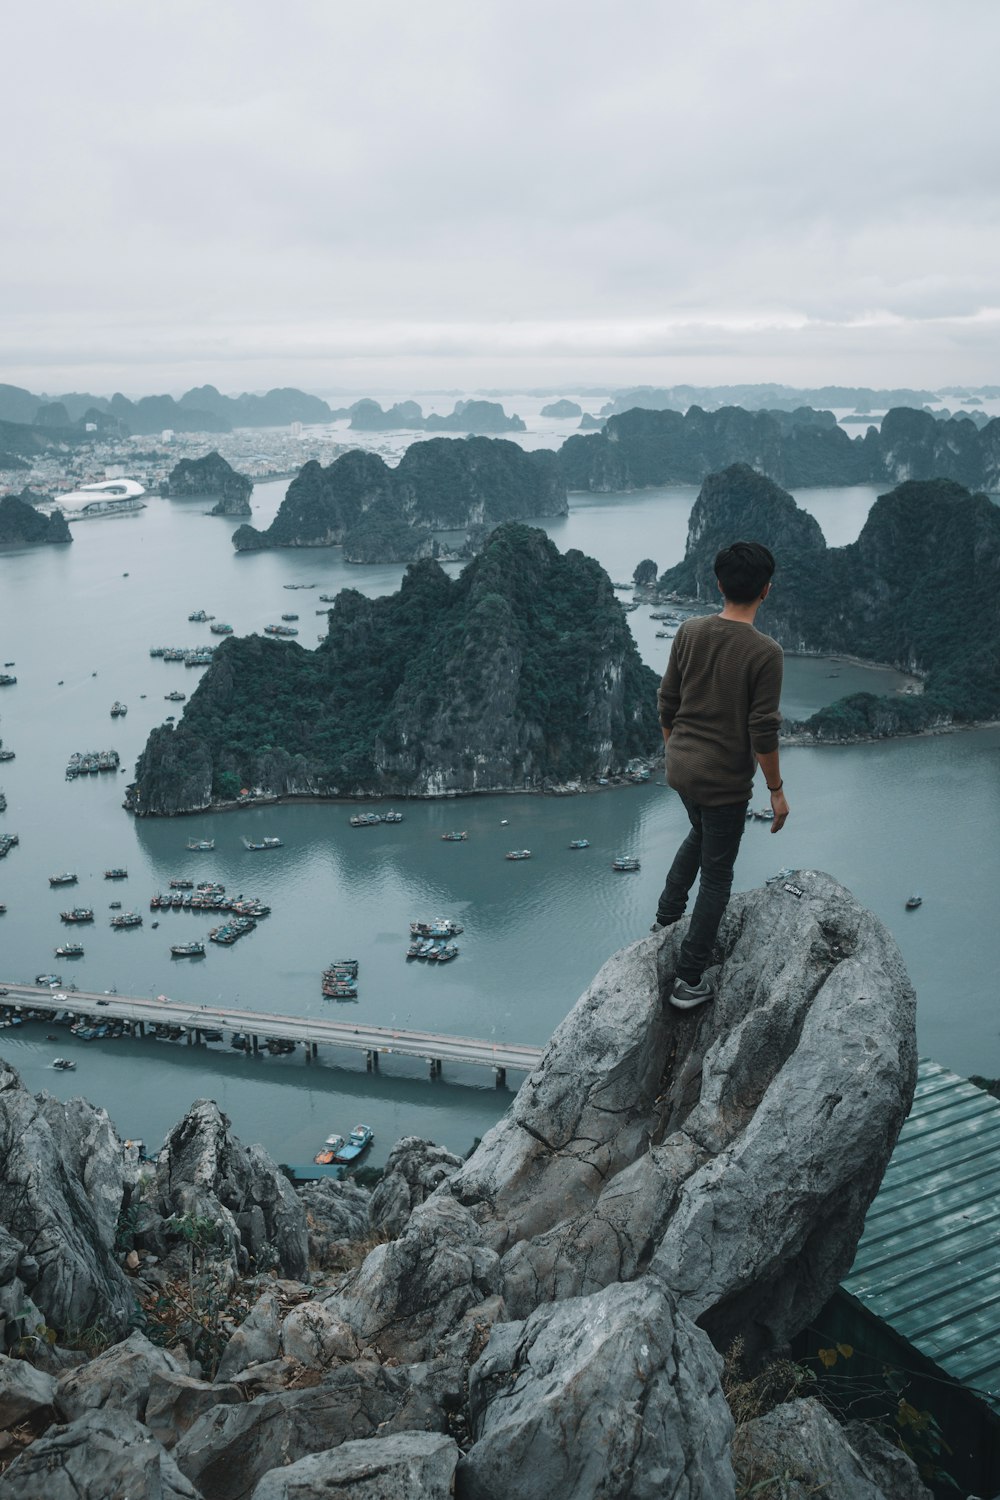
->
<box><xmin>653</xmin><ymin>540</ymin><xmax>788</xmax><ymax>1010</ymax></box>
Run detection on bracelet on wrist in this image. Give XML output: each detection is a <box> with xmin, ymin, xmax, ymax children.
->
<box><xmin>767</xmin><ymin>781</ymin><xmax>783</xmax><ymax>792</ymax></box>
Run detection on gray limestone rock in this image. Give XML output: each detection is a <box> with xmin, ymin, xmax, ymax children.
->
<box><xmin>155</xmin><ymin>1101</ymin><xmax>308</xmax><ymax>1280</ymax></box>
<box><xmin>296</xmin><ymin>1177</ymin><xmax>371</xmax><ymax>1268</ymax></box>
<box><xmin>174</xmin><ymin>1359</ymin><xmax>447</xmax><ymax>1500</ymax></box>
<box><xmin>368</xmin><ymin>1136</ymin><xmax>464</xmax><ymax>1238</ymax></box>
<box><xmin>734</xmin><ymin>1397</ymin><xmax>931</xmax><ymax>1499</ymax></box>
<box><xmin>280</xmin><ymin>1299</ymin><xmax>359</xmax><ymax>1367</ymax></box>
<box><xmin>215</xmin><ymin>1289</ymin><xmax>283</xmax><ymax>1382</ymax></box>
<box><xmin>250</xmin><ymin>1429</ymin><xmax>459</xmax><ymax>1499</ymax></box>
<box><xmin>145</xmin><ymin>1367</ymin><xmax>244</xmax><ymax>1448</ymax></box>
<box><xmin>459</xmin><ymin>1276</ymin><xmax>735</xmax><ymax>1500</ymax></box>
<box><xmin>0</xmin><ymin>1353</ymin><xmax>56</xmax><ymax>1427</ymax></box>
<box><xmin>327</xmin><ymin>1194</ymin><xmax>501</xmax><ymax>1362</ymax></box>
<box><xmin>55</xmin><ymin>1330</ymin><xmax>184</xmax><ymax>1423</ymax></box>
<box><xmin>450</xmin><ymin>872</ymin><xmax>916</xmax><ymax>1356</ymax></box>
<box><xmin>843</xmin><ymin>1419</ymin><xmax>934</xmax><ymax>1500</ymax></box>
<box><xmin>0</xmin><ymin>1409</ymin><xmax>200</xmax><ymax>1499</ymax></box>
<box><xmin>0</xmin><ymin>1062</ymin><xmax>134</xmax><ymax>1343</ymax></box>
<box><xmin>36</xmin><ymin>1094</ymin><xmax>127</xmax><ymax>1254</ymax></box>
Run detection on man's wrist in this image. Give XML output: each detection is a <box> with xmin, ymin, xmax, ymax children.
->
<box><xmin>767</xmin><ymin>781</ymin><xmax>783</xmax><ymax>792</ymax></box>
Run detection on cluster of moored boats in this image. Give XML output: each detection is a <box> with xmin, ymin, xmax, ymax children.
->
<box><xmin>264</xmin><ymin>623</ymin><xmax>298</xmax><ymax>637</ymax></box>
<box><xmin>349</xmin><ymin>811</ymin><xmax>404</xmax><ymax>827</ymax></box>
<box><xmin>406</xmin><ymin>917</ymin><xmax>463</xmax><ymax>962</ymax></box>
<box><xmin>66</xmin><ymin>750</ymin><xmax>120</xmax><ymax>778</ymax></box>
<box><xmin>313</xmin><ymin>1123</ymin><xmax>374</xmax><ymax>1166</ymax></box>
<box><xmin>149</xmin><ymin>645</ymin><xmax>218</xmax><ymax>664</ymax></box>
<box><xmin>150</xmin><ymin>884</ymin><xmax>270</xmax><ymax>918</ymax></box>
<box><xmin>0</xmin><ymin>833</ymin><xmax>17</xmax><ymax>859</ymax></box>
<box><xmin>322</xmin><ymin>958</ymin><xmax>359</xmax><ymax>999</ymax></box>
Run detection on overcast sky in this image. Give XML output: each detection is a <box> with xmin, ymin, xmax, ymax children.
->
<box><xmin>4</xmin><ymin>0</ymin><xmax>998</xmax><ymax>396</ymax></box>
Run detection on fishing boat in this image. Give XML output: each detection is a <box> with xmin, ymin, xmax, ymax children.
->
<box><xmin>35</xmin><ymin>974</ymin><xmax>62</xmax><ymax>986</ymax></box>
<box><xmin>49</xmin><ymin>872</ymin><xmax>78</xmax><ymax>886</ymax></box>
<box><xmin>505</xmin><ymin>849</ymin><xmax>532</xmax><ymax>860</ymax></box>
<box><xmin>905</xmin><ymin>893</ymin><xmax>923</xmax><ymax>910</ymax></box>
<box><xmin>165</xmin><ymin>690</ymin><xmax>186</xmax><ymax>702</ymax></box>
<box><xmin>188</xmin><ymin>609</ymin><xmax>210</xmax><ymax>622</ymax></box>
<box><xmin>54</xmin><ymin>942</ymin><xmax>84</xmax><ymax>958</ymax></box>
<box><xmin>186</xmin><ymin>839</ymin><xmax>215</xmax><ymax>851</ymax></box>
<box><xmin>410</xmin><ymin>919</ymin><xmax>462</xmax><ymax>938</ymax></box>
<box><xmin>383</xmin><ymin>810</ymin><xmax>404</xmax><ymax>823</ymax></box>
<box><xmin>104</xmin><ymin>867</ymin><xmax>128</xmax><ymax>879</ymax></box>
<box><xmin>210</xmin><ymin>622</ymin><xmax>234</xmax><ymax>635</ymax></box>
<box><xmin>170</xmin><ymin>940</ymin><xmax>206</xmax><ymax>958</ymax></box>
<box><xmin>333</xmin><ymin>1125</ymin><xmax>374</xmax><ymax>1163</ymax></box>
<box><xmin>280</xmin><ymin>613</ymin><xmax>299</xmax><ymax>621</ymax></box>
<box><xmin>326</xmin><ymin>958</ymin><xmax>359</xmax><ymax>975</ymax></box>
<box><xmin>441</xmin><ymin>831</ymin><xmax>467</xmax><ymax>841</ymax></box>
<box><xmin>242</xmin><ymin>836</ymin><xmax>282</xmax><ymax>850</ymax></box>
<box><xmin>52</xmin><ymin>1058</ymin><xmax>76</xmax><ymax>1071</ymax></box>
<box><xmin>611</xmin><ymin>856</ymin><xmax>641</xmax><ymax>872</ymax></box>
<box><xmin>110</xmin><ymin>701</ymin><xmax>127</xmax><ymax>717</ymax></box>
<box><xmin>431</xmin><ymin>943</ymin><xmax>459</xmax><ymax>963</ymax></box>
<box><xmin>110</xmin><ymin>912</ymin><xmax>142</xmax><ymax>928</ymax></box>
<box><xmin>313</xmin><ymin>1133</ymin><xmax>346</xmax><ymax>1165</ymax></box>
<box><xmin>569</xmin><ymin>839</ymin><xmax>590</xmax><ymax>849</ymax></box>
<box><xmin>61</xmin><ymin>908</ymin><xmax>95</xmax><ymax>923</ymax></box>
<box><xmin>169</xmin><ymin>878</ymin><xmax>195</xmax><ymax>889</ymax></box>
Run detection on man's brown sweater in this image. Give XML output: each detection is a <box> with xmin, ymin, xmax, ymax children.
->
<box><xmin>657</xmin><ymin>614</ymin><xmax>783</xmax><ymax>806</ymax></box>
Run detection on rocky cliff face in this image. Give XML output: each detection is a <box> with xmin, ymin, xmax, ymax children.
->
<box><xmin>164</xmin><ymin>453</ymin><xmax>253</xmax><ymax>514</ymax></box>
<box><xmin>0</xmin><ymin>872</ymin><xmax>928</xmax><ymax>1499</ymax></box>
<box><xmin>559</xmin><ymin>401</ymin><xmax>1000</xmax><ymax>494</ymax></box>
<box><xmin>0</xmin><ymin>494</ymin><xmax>72</xmax><ymax>545</ymax></box>
<box><xmin>659</xmin><ymin>465</ymin><xmax>1000</xmax><ymax>736</ymax></box>
<box><xmin>130</xmin><ymin>523</ymin><xmax>659</xmax><ymax>813</ymax></box>
<box><xmin>232</xmin><ymin>438</ymin><xmax>565</xmax><ymax>560</ymax></box>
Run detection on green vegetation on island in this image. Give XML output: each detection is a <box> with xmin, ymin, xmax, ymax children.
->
<box><xmin>130</xmin><ymin>522</ymin><xmax>660</xmax><ymax>812</ymax></box>
<box><xmin>232</xmin><ymin>436</ymin><xmax>566</xmax><ymax>561</ymax></box>
<box><xmin>163</xmin><ymin>451</ymin><xmax>254</xmax><ymax>514</ymax></box>
<box><xmin>0</xmin><ymin>492</ymin><xmax>72</xmax><ymax>546</ymax></box>
<box><xmin>658</xmin><ymin>464</ymin><xmax>1000</xmax><ymax>739</ymax></box>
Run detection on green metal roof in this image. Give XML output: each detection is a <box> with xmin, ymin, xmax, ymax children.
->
<box><xmin>843</xmin><ymin>1059</ymin><xmax>1000</xmax><ymax>1408</ymax></box>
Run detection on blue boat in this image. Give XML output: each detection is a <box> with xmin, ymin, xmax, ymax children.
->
<box><xmin>332</xmin><ymin>1124</ymin><xmax>375</xmax><ymax>1164</ymax></box>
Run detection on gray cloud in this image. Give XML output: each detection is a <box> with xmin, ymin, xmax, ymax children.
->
<box><xmin>3</xmin><ymin>0</ymin><xmax>999</xmax><ymax>393</ymax></box>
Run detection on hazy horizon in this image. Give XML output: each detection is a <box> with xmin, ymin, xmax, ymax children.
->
<box><xmin>4</xmin><ymin>0</ymin><xmax>999</xmax><ymax>395</ymax></box>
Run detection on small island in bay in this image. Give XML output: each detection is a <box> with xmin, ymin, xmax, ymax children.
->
<box><xmin>540</xmin><ymin>398</ymin><xmax>582</xmax><ymax>419</ymax></box>
<box><xmin>231</xmin><ymin>436</ymin><xmax>565</xmax><ymax>561</ymax></box>
<box><xmin>348</xmin><ymin>397</ymin><xmax>526</xmax><ymax>433</ymax></box>
<box><xmin>162</xmin><ymin>451</ymin><xmax>254</xmax><ymax>514</ymax></box>
<box><xmin>0</xmin><ymin>491</ymin><xmax>72</xmax><ymax>546</ymax></box>
<box><xmin>658</xmin><ymin>463</ymin><xmax>1000</xmax><ymax>740</ymax></box>
<box><xmin>129</xmin><ymin>522</ymin><xmax>659</xmax><ymax>813</ymax></box>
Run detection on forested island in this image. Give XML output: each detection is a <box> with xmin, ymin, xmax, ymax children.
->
<box><xmin>559</xmin><ymin>404</ymin><xmax>1000</xmax><ymax>493</ymax></box>
<box><xmin>658</xmin><ymin>464</ymin><xmax>1000</xmax><ymax>739</ymax></box>
<box><xmin>348</xmin><ymin>398</ymin><xmax>525</xmax><ymax>433</ymax></box>
<box><xmin>0</xmin><ymin>492</ymin><xmax>72</xmax><ymax>546</ymax></box>
<box><xmin>231</xmin><ymin>436</ymin><xmax>566</xmax><ymax>561</ymax></box>
<box><xmin>128</xmin><ymin>523</ymin><xmax>659</xmax><ymax>812</ymax></box>
<box><xmin>162</xmin><ymin>451</ymin><xmax>253</xmax><ymax>513</ymax></box>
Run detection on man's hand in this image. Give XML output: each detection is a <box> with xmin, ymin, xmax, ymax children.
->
<box><xmin>770</xmin><ymin>787</ymin><xmax>789</xmax><ymax>833</ymax></box>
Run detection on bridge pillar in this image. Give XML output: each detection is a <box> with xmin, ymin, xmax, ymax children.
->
<box><xmin>252</xmin><ymin>1034</ymin><xmax>259</xmax><ymax>1054</ymax></box>
<box><xmin>429</xmin><ymin>1058</ymin><xmax>441</xmax><ymax>1079</ymax></box>
<box><xmin>495</xmin><ymin>1066</ymin><xmax>506</xmax><ymax>1089</ymax></box>
<box><xmin>311</xmin><ymin>1042</ymin><xmax>318</xmax><ymax>1059</ymax></box>
<box><xmin>366</xmin><ymin>1049</ymin><xmax>379</xmax><ymax>1071</ymax></box>
<box><xmin>187</xmin><ymin>1030</ymin><xmax>194</xmax><ymax>1046</ymax></box>
<box><xmin>138</xmin><ymin>1020</ymin><xmax>145</xmax><ymax>1037</ymax></box>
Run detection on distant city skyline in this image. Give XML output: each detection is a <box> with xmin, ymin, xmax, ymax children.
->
<box><xmin>4</xmin><ymin>1</ymin><xmax>998</xmax><ymax>395</ymax></box>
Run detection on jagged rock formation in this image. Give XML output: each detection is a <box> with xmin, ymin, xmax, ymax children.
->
<box><xmin>164</xmin><ymin>451</ymin><xmax>254</xmax><ymax>514</ymax></box>
<box><xmin>539</xmin><ymin>398</ymin><xmax>581</xmax><ymax>418</ymax></box>
<box><xmin>349</xmin><ymin>398</ymin><xmax>526</xmax><ymax>433</ymax></box>
<box><xmin>0</xmin><ymin>872</ymin><xmax>923</xmax><ymax>1497</ymax></box>
<box><xmin>231</xmin><ymin>436</ymin><xmax>564</xmax><ymax>559</ymax></box>
<box><xmin>559</xmin><ymin>402</ymin><xmax>1000</xmax><ymax>493</ymax></box>
<box><xmin>658</xmin><ymin>464</ymin><xmax>1000</xmax><ymax>737</ymax></box>
<box><xmin>0</xmin><ymin>493</ymin><xmax>72</xmax><ymax>545</ymax></box>
<box><xmin>130</xmin><ymin>523</ymin><xmax>659</xmax><ymax>812</ymax></box>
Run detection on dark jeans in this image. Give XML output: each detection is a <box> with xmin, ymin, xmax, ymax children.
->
<box><xmin>656</xmin><ymin>795</ymin><xmax>749</xmax><ymax>984</ymax></box>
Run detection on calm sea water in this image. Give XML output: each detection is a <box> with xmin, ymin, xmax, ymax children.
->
<box><xmin>1</xmin><ymin>480</ymin><xmax>996</xmax><ymax>1166</ymax></box>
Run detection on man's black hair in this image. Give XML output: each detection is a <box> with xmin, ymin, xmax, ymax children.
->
<box><xmin>714</xmin><ymin>541</ymin><xmax>775</xmax><ymax>604</ymax></box>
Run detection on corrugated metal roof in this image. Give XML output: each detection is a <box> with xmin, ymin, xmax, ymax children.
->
<box><xmin>843</xmin><ymin>1059</ymin><xmax>1000</xmax><ymax>1407</ymax></box>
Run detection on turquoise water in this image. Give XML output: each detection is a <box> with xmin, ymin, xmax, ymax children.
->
<box><xmin>1</xmin><ymin>480</ymin><xmax>996</xmax><ymax>1166</ymax></box>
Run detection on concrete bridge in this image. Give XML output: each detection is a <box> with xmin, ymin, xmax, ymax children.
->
<box><xmin>0</xmin><ymin>982</ymin><xmax>543</xmax><ymax>1086</ymax></box>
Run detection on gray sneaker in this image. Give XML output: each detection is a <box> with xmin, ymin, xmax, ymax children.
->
<box><xmin>669</xmin><ymin>975</ymin><xmax>714</xmax><ymax>1010</ymax></box>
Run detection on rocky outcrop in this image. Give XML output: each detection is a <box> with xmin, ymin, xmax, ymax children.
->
<box><xmin>349</xmin><ymin>398</ymin><xmax>526</xmax><ymax>433</ymax></box>
<box><xmin>164</xmin><ymin>451</ymin><xmax>253</xmax><ymax>514</ymax></box>
<box><xmin>658</xmin><ymin>464</ymin><xmax>1000</xmax><ymax>735</ymax></box>
<box><xmin>0</xmin><ymin>874</ymin><xmax>918</xmax><ymax>1497</ymax></box>
<box><xmin>539</xmin><ymin>398</ymin><xmax>581</xmax><ymax>418</ymax></box>
<box><xmin>154</xmin><ymin>1100</ymin><xmax>308</xmax><ymax>1280</ymax></box>
<box><xmin>734</xmin><ymin>1398</ymin><xmax>932</xmax><ymax>1499</ymax></box>
<box><xmin>0</xmin><ymin>493</ymin><xmax>72</xmax><ymax>545</ymax></box>
<box><xmin>130</xmin><ymin>523</ymin><xmax>660</xmax><ymax>812</ymax></box>
<box><xmin>232</xmin><ymin>436</ymin><xmax>563</xmax><ymax>556</ymax></box>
